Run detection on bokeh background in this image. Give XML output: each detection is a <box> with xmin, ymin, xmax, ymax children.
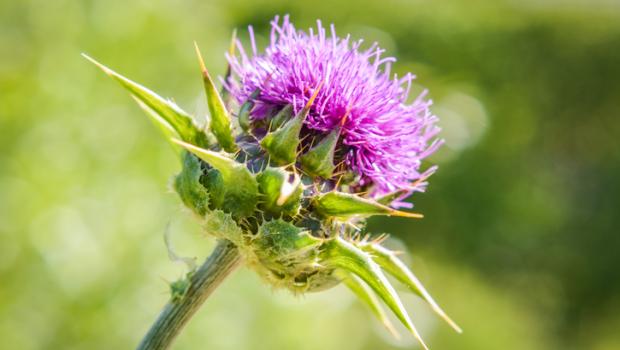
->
<box><xmin>2</xmin><ymin>0</ymin><xmax>620</xmax><ymax>349</ymax></box>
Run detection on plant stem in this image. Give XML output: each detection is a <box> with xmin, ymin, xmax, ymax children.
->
<box><xmin>137</xmin><ymin>239</ymin><xmax>241</xmax><ymax>350</ymax></box>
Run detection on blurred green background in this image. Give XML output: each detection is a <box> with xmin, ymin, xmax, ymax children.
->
<box><xmin>2</xmin><ymin>0</ymin><xmax>619</xmax><ymax>349</ymax></box>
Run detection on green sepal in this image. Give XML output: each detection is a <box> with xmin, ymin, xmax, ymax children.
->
<box><xmin>361</xmin><ymin>243</ymin><xmax>462</xmax><ymax>333</ymax></box>
<box><xmin>173</xmin><ymin>139</ymin><xmax>258</xmax><ymax>218</ymax></box>
<box><xmin>299</xmin><ymin>127</ymin><xmax>340</xmax><ymax>178</ymax></box>
<box><xmin>260</xmin><ymin>86</ymin><xmax>321</xmax><ymax>165</ymax></box>
<box><xmin>173</xmin><ymin>152</ymin><xmax>210</xmax><ymax>216</ymax></box>
<box><xmin>194</xmin><ymin>43</ymin><xmax>237</xmax><ymax>153</ymax></box>
<box><xmin>323</xmin><ymin>238</ymin><xmax>428</xmax><ymax>350</ymax></box>
<box><xmin>312</xmin><ymin>192</ymin><xmax>424</xmax><ymax>219</ymax></box>
<box><xmin>339</xmin><ymin>271</ymin><xmax>400</xmax><ymax>339</ymax></box>
<box><xmin>256</xmin><ymin>167</ymin><xmax>303</xmax><ymax>217</ymax></box>
<box><xmin>83</xmin><ymin>54</ymin><xmax>210</xmax><ymax>149</ymax></box>
<box><xmin>238</xmin><ymin>88</ymin><xmax>261</xmax><ymax>132</ymax></box>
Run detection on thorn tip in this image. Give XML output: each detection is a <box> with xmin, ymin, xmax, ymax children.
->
<box><xmin>193</xmin><ymin>41</ymin><xmax>208</xmax><ymax>74</ymax></box>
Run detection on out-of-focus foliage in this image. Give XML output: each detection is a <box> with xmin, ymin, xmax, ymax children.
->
<box><xmin>1</xmin><ymin>0</ymin><xmax>619</xmax><ymax>349</ymax></box>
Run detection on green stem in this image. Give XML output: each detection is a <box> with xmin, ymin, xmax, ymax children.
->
<box><xmin>137</xmin><ymin>239</ymin><xmax>241</xmax><ymax>350</ymax></box>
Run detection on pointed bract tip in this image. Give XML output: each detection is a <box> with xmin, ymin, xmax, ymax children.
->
<box><xmin>340</xmin><ymin>106</ymin><xmax>352</xmax><ymax>127</ymax></box>
<box><xmin>313</xmin><ymin>191</ymin><xmax>424</xmax><ymax>219</ymax></box>
<box><xmin>364</xmin><ymin>243</ymin><xmax>461</xmax><ymax>334</ymax></box>
<box><xmin>229</xmin><ymin>29</ymin><xmax>237</xmax><ymax>56</ymax></box>
<box><xmin>304</xmin><ymin>79</ymin><xmax>324</xmax><ymax>110</ymax></box>
<box><xmin>325</xmin><ymin>238</ymin><xmax>429</xmax><ymax>350</ymax></box>
<box><xmin>82</xmin><ymin>53</ymin><xmax>112</xmax><ymax>75</ymax></box>
<box><xmin>390</xmin><ymin>210</ymin><xmax>424</xmax><ymax>219</ymax></box>
<box><xmin>195</xmin><ymin>42</ymin><xmax>237</xmax><ymax>153</ymax></box>
<box><xmin>193</xmin><ymin>41</ymin><xmax>208</xmax><ymax>75</ymax></box>
<box><xmin>437</xmin><ymin>310</ymin><xmax>463</xmax><ymax>334</ymax></box>
<box><xmin>83</xmin><ymin>54</ymin><xmax>210</xmax><ymax>149</ymax></box>
<box><xmin>341</xmin><ymin>271</ymin><xmax>401</xmax><ymax>339</ymax></box>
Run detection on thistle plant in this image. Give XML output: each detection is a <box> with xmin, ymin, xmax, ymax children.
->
<box><xmin>85</xmin><ymin>15</ymin><xmax>460</xmax><ymax>350</ymax></box>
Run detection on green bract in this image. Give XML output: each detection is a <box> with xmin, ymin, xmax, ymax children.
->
<box><xmin>299</xmin><ymin>124</ymin><xmax>340</xmax><ymax>178</ymax></box>
<box><xmin>259</xmin><ymin>86</ymin><xmax>320</xmax><ymax>165</ymax></box>
<box><xmin>85</xmin><ymin>49</ymin><xmax>460</xmax><ymax>350</ymax></box>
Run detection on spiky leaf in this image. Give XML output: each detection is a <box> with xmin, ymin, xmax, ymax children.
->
<box><xmin>260</xmin><ymin>86</ymin><xmax>321</xmax><ymax>165</ymax></box>
<box><xmin>82</xmin><ymin>54</ymin><xmax>209</xmax><ymax>149</ymax></box>
<box><xmin>173</xmin><ymin>139</ymin><xmax>258</xmax><ymax>218</ymax></box>
<box><xmin>362</xmin><ymin>243</ymin><xmax>462</xmax><ymax>333</ymax></box>
<box><xmin>312</xmin><ymin>192</ymin><xmax>423</xmax><ymax>219</ymax></box>
<box><xmin>194</xmin><ymin>43</ymin><xmax>237</xmax><ymax>152</ymax></box>
<box><xmin>256</xmin><ymin>167</ymin><xmax>303</xmax><ymax>217</ymax></box>
<box><xmin>339</xmin><ymin>271</ymin><xmax>399</xmax><ymax>338</ymax></box>
<box><xmin>323</xmin><ymin>238</ymin><xmax>428</xmax><ymax>350</ymax></box>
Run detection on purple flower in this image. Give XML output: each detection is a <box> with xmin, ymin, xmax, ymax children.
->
<box><xmin>225</xmin><ymin>15</ymin><xmax>442</xmax><ymax>199</ymax></box>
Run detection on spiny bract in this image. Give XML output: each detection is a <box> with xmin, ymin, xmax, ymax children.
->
<box><xmin>84</xmin><ymin>15</ymin><xmax>460</xmax><ymax>349</ymax></box>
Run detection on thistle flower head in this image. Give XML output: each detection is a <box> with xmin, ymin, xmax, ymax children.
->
<box><xmin>226</xmin><ymin>15</ymin><xmax>442</xmax><ymax>197</ymax></box>
<box><xmin>85</xmin><ymin>16</ymin><xmax>459</xmax><ymax>349</ymax></box>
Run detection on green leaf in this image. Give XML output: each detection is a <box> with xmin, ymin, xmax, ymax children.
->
<box><xmin>361</xmin><ymin>243</ymin><xmax>462</xmax><ymax>333</ymax></box>
<box><xmin>260</xmin><ymin>85</ymin><xmax>322</xmax><ymax>165</ymax></box>
<box><xmin>194</xmin><ymin>43</ymin><xmax>237</xmax><ymax>153</ymax></box>
<box><xmin>82</xmin><ymin>54</ymin><xmax>209</xmax><ymax>149</ymax></box>
<box><xmin>339</xmin><ymin>271</ymin><xmax>400</xmax><ymax>339</ymax></box>
<box><xmin>323</xmin><ymin>238</ymin><xmax>428</xmax><ymax>350</ymax></box>
<box><xmin>173</xmin><ymin>152</ymin><xmax>210</xmax><ymax>216</ymax></box>
<box><xmin>173</xmin><ymin>139</ymin><xmax>258</xmax><ymax>218</ymax></box>
<box><xmin>299</xmin><ymin>126</ymin><xmax>340</xmax><ymax>178</ymax></box>
<box><xmin>256</xmin><ymin>167</ymin><xmax>303</xmax><ymax>217</ymax></box>
<box><xmin>312</xmin><ymin>192</ymin><xmax>424</xmax><ymax>219</ymax></box>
